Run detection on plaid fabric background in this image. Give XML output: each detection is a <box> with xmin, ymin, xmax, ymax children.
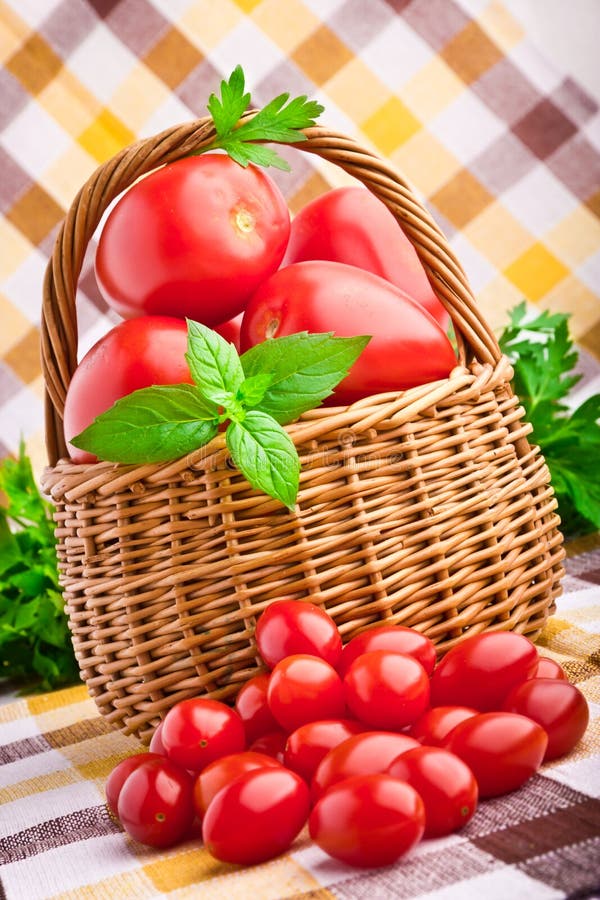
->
<box><xmin>0</xmin><ymin>538</ymin><xmax>598</xmax><ymax>899</ymax></box>
<box><xmin>0</xmin><ymin>0</ymin><xmax>599</xmax><ymax>479</ymax></box>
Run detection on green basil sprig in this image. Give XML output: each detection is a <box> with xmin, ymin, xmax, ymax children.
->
<box><xmin>71</xmin><ymin>323</ymin><xmax>370</xmax><ymax>509</ymax></box>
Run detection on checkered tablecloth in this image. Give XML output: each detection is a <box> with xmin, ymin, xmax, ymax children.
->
<box><xmin>1</xmin><ymin>0</ymin><xmax>599</xmax><ymax>479</ymax></box>
<box><xmin>0</xmin><ymin>536</ymin><xmax>598</xmax><ymax>900</ymax></box>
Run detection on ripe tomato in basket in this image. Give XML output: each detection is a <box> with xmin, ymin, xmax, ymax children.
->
<box><xmin>240</xmin><ymin>261</ymin><xmax>457</xmax><ymax>405</ymax></box>
<box><xmin>63</xmin><ymin>316</ymin><xmax>192</xmax><ymax>463</ymax></box>
<box><xmin>255</xmin><ymin>599</ymin><xmax>343</xmax><ymax>670</ymax></box>
<box><xmin>281</xmin><ymin>186</ymin><xmax>448</xmax><ymax>328</ymax></box>
<box><xmin>95</xmin><ymin>154</ymin><xmax>290</xmax><ymax>325</ymax></box>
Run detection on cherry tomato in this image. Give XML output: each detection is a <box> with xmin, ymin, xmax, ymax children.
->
<box><xmin>281</xmin><ymin>186</ymin><xmax>448</xmax><ymax>328</ymax></box>
<box><xmin>311</xmin><ymin>731</ymin><xmax>419</xmax><ymax>801</ymax></box>
<box><xmin>105</xmin><ymin>752</ymin><xmax>163</xmax><ymax>818</ymax></box>
<box><xmin>248</xmin><ymin>729</ymin><xmax>288</xmax><ymax>763</ymax></box>
<box><xmin>309</xmin><ymin>774</ymin><xmax>425</xmax><ymax>868</ymax></box>
<box><xmin>240</xmin><ymin>261</ymin><xmax>457</xmax><ymax>405</ymax></box>
<box><xmin>161</xmin><ymin>698</ymin><xmax>246</xmax><ymax>773</ymax></box>
<box><xmin>343</xmin><ymin>650</ymin><xmax>430</xmax><ymax>730</ymax></box>
<box><xmin>267</xmin><ymin>654</ymin><xmax>346</xmax><ymax>733</ymax></box>
<box><xmin>430</xmin><ymin>632</ymin><xmax>539</xmax><ymax>711</ymax></box>
<box><xmin>234</xmin><ymin>673</ymin><xmax>278</xmax><ymax>743</ymax></box>
<box><xmin>284</xmin><ymin>719</ymin><xmax>365</xmax><ymax>783</ymax></box>
<box><xmin>533</xmin><ymin>657</ymin><xmax>568</xmax><ymax>680</ymax></box>
<box><xmin>149</xmin><ymin>721</ymin><xmax>166</xmax><ymax>755</ymax></box>
<box><xmin>64</xmin><ymin>316</ymin><xmax>192</xmax><ymax>463</ymax></box>
<box><xmin>95</xmin><ymin>155</ymin><xmax>290</xmax><ymax>324</ymax></box>
<box><xmin>192</xmin><ymin>750</ymin><xmax>282</xmax><ymax>819</ymax></box>
<box><xmin>409</xmin><ymin>706</ymin><xmax>478</xmax><ymax>746</ymax></box>
<box><xmin>502</xmin><ymin>678</ymin><xmax>589</xmax><ymax>760</ymax></box>
<box><xmin>444</xmin><ymin>712</ymin><xmax>548</xmax><ymax>797</ymax></box>
<box><xmin>338</xmin><ymin>624</ymin><xmax>436</xmax><ymax>677</ymax></box>
<box><xmin>255</xmin><ymin>599</ymin><xmax>342</xmax><ymax>670</ymax></box>
<box><xmin>387</xmin><ymin>746</ymin><xmax>478</xmax><ymax>837</ymax></box>
<box><xmin>116</xmin><ymin>756</ymin><xmax>195</xmax><ymax>847</ymax></box>
<box><xmin>202</xmin><ymin>766</ymin><xmax>310</xmax><ymax>865</ymax></box>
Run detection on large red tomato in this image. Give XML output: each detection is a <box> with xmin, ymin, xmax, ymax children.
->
<box><xmin>95</xmin><ymin>155</ymin><xmax>290</xmax><ymax>324</ymax></box>
<box><xmin>282</xmin><ymin>186</ymin><xmax>448</xmax><ymax>328</ymax></box>
<box><xmin>63</xmin><ymin>316</ymin><xmax>192</xmax><ymax>463</ymax></box>
<box><xmin>240</xmin><ymin>261</ymin><xmax>457</xmax><ymax>405</ymax></box>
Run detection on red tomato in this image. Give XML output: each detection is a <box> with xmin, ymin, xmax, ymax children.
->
<box><xmin>105</xmin><ymin>752</ymin><xmax>163</xmax><ymax>818</ymax></box>
<box><xmin>444</xmin><ymin>712</ymin><xmax>548</xmax><ymax>798</ymax></box>
<box><xmin>309</xmin><ymin>774</ymin><xmax>425</xmax><ymax>868</ymax></box>
<box><xmin>281</xmin><ymin>186</ymin><xmax>448</xmax><ymax>328</ymax></box>
<box><xmin>430</xmin><ymin>632</ymin><xmax>539</xmax><ymax>711</ymax></box>
<box><xmin>192</xmin><ymin>751</ymin><xmax>282</xmax><ymax>819</ymax></box>
<box><xmin>255</xmin><ymin>599</ymin><xmax>342</xmax><ymax>670</ymax></box>
<box><xmin>267</xmin><ymin>655</ymin><xmax>346</xmax><ymax>732</ymax></box>
<box><xmin>502</xmin><ymin>678</ymin><xmax>589</xmax><ymax>761</ymax></box>
<box><xmin>409</xmin><ymin>706</ymin><xmax>478</xmax><ymax>746</ymax></box>
<box><xmin>311</xmin><ymin>731</ymin><xmax>420</xmax><ymax>801</ymax></box>
<box><xmin>387</xmin><ymin>746</ymin><xmax>478</xmax><ymax>837</ymax></box>
<box><xmin>214</xmin><ymin>313</ymin><xmax>243</xmax><ymax>351</ymax></box>
<box><xmin>116</xmin><ymin>756</ymin><xmax>195</xmax><ymax>847</ymax></box>
<box><xmin>202</xmin><ymin>766</ymin><xmax>310</xmax><ymax>865</ymax></box>
<box><xmin>533</xmin><ymin>657</ymin><xmax>568</xmax><ymax>680</ymax></box>
<box><xmin>149</xmin><ymin>721</ymin><xmax>166</xmax><ymax>755</ymax></box>
<box><xmin>249</xmin><ymin>729</ymin><xmax>288</xmax><ymax>763</ymax></box>
<box><xmin>234</xmin><ymin>673</ymin><xmax>278</xmax><ymax>743</ymax></box>
<box><xmin>161</xmin><ymin>698</ymin><xmax>246</xmax><ymax>773</ymax></box>
<box><xmin>338</xmin><ymin>625</ymin><xmax>437</xmax><ymax>678</ymax></box>
<box><xmin>95</xmin><ymin>155</ymin><xmax>290</xmax><ymax>324</ymax></box>
<box><xmin>240</xmin><ymin>261</ymin><xmax>457</xmax><ymax>405</ymax></box>
<box><xmin>64</xmin><ymin>316</ymin><xmax>192</xmax><ymax>463</ymax></box>
<box><xmin>343</xmin><ymin>650</ymin><xmax>430</xmax><ymax>730</ymax></box>
<box><xmin>284</xmin><ymin>719</ymin><xmax>365</xmax><ymax>783</ymax></box>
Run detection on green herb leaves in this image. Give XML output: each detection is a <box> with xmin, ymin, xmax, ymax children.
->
<box><xmin>72</xmin><ymin>323</ymin><xmax>370</xmax><ymax>509</ymax></box>
<box><xmin>204</xmin><ymin>65</ymin><xmax>324</xmax><ymax>171</ymax></box>
<box><xmin>499</xmin><ymin>302</ymin><xmax>600</xmax><ymax>537</ymax></box>
<box><xmin>0</xmin><ymin>442</ymin><xmax>78</xmax><ymax>691</ymax></box>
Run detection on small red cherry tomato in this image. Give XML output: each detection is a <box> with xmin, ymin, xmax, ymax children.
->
<box><xmin>284</xmin><ymin>719</ymin><xmax>365</xmax><ymax>783</ymax></box>
<box><xmin>430</xmin><ymin>632</ymin><xmax>539</xmax><ymax>711</ymax></box>
<box><xmin>267</xmin><ymin>654</ymin><xmax>346</xmax><ymax>733</ymax></box>
<box><xmin>338</xmin><ymin>625</ymin><xmax>436</xmax><ymax>677</ymax></box>
<box><xmin>387</xmin><ymin>746</ymin><xmax>478</xmax><ymax>837</ymax></box>
<box><xmin>309</xmin><ymin>774</ymin><xmax>425</xmax><ymax>868</ymax></box>
<box><xmin>533</xmin><ymin>657</ymin><xmax>568</xmax><ymax>680</ymax></box>
<box><xmin>255</xmin><ymin>599</ymin><xmax>342</xmax><ymax>670</ymax></box>
<box><xmin>193</xmin><ymin>751</ymin><xmax>282</xmax><ymax>819</ymax></box>
<box><xmin>311</xmin><ymin>731</ymin><xmax>420</xmax><ymax>802</ymax></box>
<box><xmin>116</xmin><ymin>756</ymin><xmax>195</xmax><ymax>847</ymax></box>
<box><xmin>105</xmin><ymin>752</ymin><xmax>163</xmax><ymax>818</ymax></box>
<box><xmin>502</xmin><ymin>678</ymin><xmax>589</xmax><ymax>760</ymax></box>
<box><xmin>408</xmin><ymin>706</ymin><xmax>478</xmax><ymax>746</ymax></box>
<box><xmin>343</xmin><ymin>650</ymin><xmax>430</xmax><ymax>730</ymax></box>
<box><xmin>444</xmin><ymin>712</ymin><xmax>548</xmax><ymax>798</ymax></box>
<box><xmin>249</xmin><ymin>729</ymin><xmax>288</xmax><ymax>763</ymax></box>
<box><xmin>203</xmin><ymin>767</ymin><xmax>310</xmax><ymax>865</ymax></box>
<box><xmin>149</xmin><ymin>721</ymin><xmax>166</xmax><ymax>755</ymax></box>
<box><xmin>161</xmin><ymin>698</ymin><xmax>246</xmax><ymax>773</ymax></box>
<box><xmin>234</xmin><ymin>673</ymin><xmax>279</xmax><ymax>743</ymax></box>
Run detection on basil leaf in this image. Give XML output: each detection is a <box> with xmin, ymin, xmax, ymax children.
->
<box><xmin>240</xmin><ymin>332</ymin><xmax>371</xmax><ymax>423</ymax></box>
<box><xmin>238</xmin><ymin>373</ymin><xmax>274</xmax><ymax>407</ymax></box>
<box><xmin>71</xmin><ymin>384</ymin><xmax>219</xmax><ymax>464</ymax></box>
<box><xmin>226</xmin><ymin>410</ymin><xmax>300</xmax><ymax>510</ymax></box>
<box><xmin>186</xmin><ymin>319</ymin><xmax>245</xmax><ymax>406</ymax></box>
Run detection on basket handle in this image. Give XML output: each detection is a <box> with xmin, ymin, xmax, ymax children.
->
<box><xmin>41</xmin><ymin>119</ymin><xmax>502</xmax><ymax>466</ymax></box>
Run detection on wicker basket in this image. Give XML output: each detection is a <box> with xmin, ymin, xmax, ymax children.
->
<box><xmin>40</xmin><ymin>117</ymin><xmax>565</xmax><ymax>742</ymax></box>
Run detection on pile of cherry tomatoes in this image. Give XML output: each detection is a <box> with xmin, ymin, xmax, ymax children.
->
<box><xmin>105</xmin><ymin>600</ymin><xmax>589</xmax><ymax>868</ymax></box>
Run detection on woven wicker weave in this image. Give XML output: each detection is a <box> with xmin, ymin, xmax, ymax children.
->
<box><xmin>40</xmin><ymin>117</ymin><xmax>565</xmax><ymax>742</ymax></box>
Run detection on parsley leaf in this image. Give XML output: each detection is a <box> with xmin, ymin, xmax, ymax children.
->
<box><xmin>0</xmin><ymin>442</ymin><xmax>78</xmax><ymax>692</ymax></box>
<box><xmin>499</xmin><ymin>302</ymin><xmax>600</xmax><ymax>537</ymax></box>
<box><xmin>202</xmin><ymin>65</ymin><xmax>324</xmax><ymax>171</ymax></box>
<box><xmin>73</xmin><ymin>322</ymin><xmax>369</xmax><ymax>508</ymax></box>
